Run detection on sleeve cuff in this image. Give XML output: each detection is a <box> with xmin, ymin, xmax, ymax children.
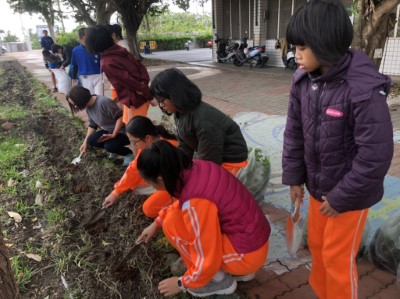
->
<box><xmin>154</xmin><ymin>217</ymin><xmax>163</xmax><ymax>227</ymax></box>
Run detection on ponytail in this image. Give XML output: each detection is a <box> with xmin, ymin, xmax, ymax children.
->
<box><xmin>127</xmin><ymin>116</ymin><xmax>177</xmax><ymax>140</ymax></box>
<box><xmin>137</xmin><ymin>140</ymin><xmax>192</xmax><ymax>197</ymax></box>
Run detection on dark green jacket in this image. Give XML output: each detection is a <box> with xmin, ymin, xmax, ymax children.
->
<box><xmin>175</xmin><ymin>101</ymin><xmax>248</xmax><ymax>164</ymax></box>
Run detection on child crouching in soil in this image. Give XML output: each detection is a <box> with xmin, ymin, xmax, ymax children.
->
<box><xmin>102</xmin><ymin>116</ymin><xmax>178</xmax><ymax>218</ymax></box>
<box><xmin>66</xmin><ymin>86</ymin><xmax>133</xmax><ymax>166</ymax></box>
<box><xmin>136</xmin><ymin>140</ymin><xmax>270</xmax><ymax>297</ymax></box>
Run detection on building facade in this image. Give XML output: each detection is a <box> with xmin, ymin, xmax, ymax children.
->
<box><xmin>211</xmin><ymin>0</ymin><xmax>400</xmax><ymax>75</ymax></box>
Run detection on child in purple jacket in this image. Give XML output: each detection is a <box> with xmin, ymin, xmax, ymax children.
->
<box><xmin>282</xmin><ymin>0</ymin><xmax>394</xmax><ymax>298</ymax></box>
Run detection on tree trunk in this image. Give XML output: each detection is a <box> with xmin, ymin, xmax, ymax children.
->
<box><xmin>56</xmin><ymin>0</ymin><xmax>65</xmax><ymax>32</ymax></box>
<box><xmin>124</xmin><ymin>24</ymin><xmax>142</xmax><ymax>59</ymax></box>
<box><xmin>119</xmin><ymin>9</ymin><xmax>144</xmax><ymax>59</ymax></box>
<box><xmin>352</xmin><ymin>0</ymin><xmax>399</xmax><ymax>69</ymax></box>
<box><xmin>0</xmin><ymin>228</ymin><xmax>19</xmax><ymax>299</ymax></box>
<box><xmin>96</xmin><ymin>1</ymin><xmax>115</xmax><ymax>25</ymax></box>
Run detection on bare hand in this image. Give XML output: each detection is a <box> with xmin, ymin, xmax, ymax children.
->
<box><xmin>136</xmin><ymin>222</ymin><xmax>159</xmax><ymax>244</ymax></box>
<box><xmin>320</xmin><ymin>196</ymin><xmax>339</xmax><ymax>217</ymax></box>
<box><xmin>158</xmin><ymin>277</ymin><xmax>181</xmax><ymax>297</ymax></box>
<box><xmin>102</xmin><ymin>193</ymin><xmax>119</xmax><ymax>208</ymax></box>
<box><xmin>149</xmin><ymin>99</ymin><xmax>158</xmax><ymax>107</ymax></box>
<box><xmin>79</xmin><ymin>142</ymin><xmax>87</xmax><ymax>153</ymax></box>
<box><xmin>97</xmin><ymin>133</ymin><xmax>114</xmax><ymax>143</ymax></box>
<box><xmin>290</xmin><ymin>185</ymin><xmax>304</xmax><ymax>204</ymax></box>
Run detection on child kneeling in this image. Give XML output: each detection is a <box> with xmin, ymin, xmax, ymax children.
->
<box><xmin>136</xmin><ymin>140</ymin><xmax>271</xmax><ymax>297</ymax></box>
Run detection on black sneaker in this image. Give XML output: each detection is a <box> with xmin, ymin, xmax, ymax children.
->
<box><xmin>187</xmin><ymin>273</ymin><xmax>237</xmax><ymax>297</ymax></box>
<box><xmin>52</xmin><ymin>87</ymin><xmax>58</xmax><ymax>93</ymax></box>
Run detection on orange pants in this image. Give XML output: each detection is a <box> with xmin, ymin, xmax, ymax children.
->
<box><xmin>221</xmin><ymin>160</ymin><xmax>248</xmax><ymax>176</ymax></box>
<box><xmin>162</xmin><ymin>202</ymin><xmax>269</xmax><ymax>277</ymax></box>
<box><xmin>123</xmin><ymin>102</ymin><xmax>150</xmax><ymax>124</ymax></box>
<box><xmin>308</xmin><ymin>196</ymin><xmax>368</xmax><ymax>299</ymax></box>
<box><xmin>143</xmin><ymin>190</ymin><xmax>174</xmax><ymax>218</ymax></box>
<box><xmin>142</xmin><ymin>161</ymin><xmax>249</xmax><ymax>218</ymax></box>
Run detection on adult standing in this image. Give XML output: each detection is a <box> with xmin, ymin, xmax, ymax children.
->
<box><xmin>85</xmin><ymin>25</ymin><xmax>153</xmax><ymax>125</ymax></box>
<box><xmin>40</xmin><ymin>30</ymin><xmax>54</xmax><ymax>51</ymax></box>
<box><xmin>41</xmin><ymin>30</ymin><xmax>57</xmax><ymax>92</ymax></box>
<box><xmin>69</xmin><ymin>28</ymin><xmax>103</xmax><ymax>95</ymax></box>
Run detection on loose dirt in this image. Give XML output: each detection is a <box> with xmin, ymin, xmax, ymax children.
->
<box><xmin>0</xmin><ymin>60</ymin><xmax>177</xmax><ymax>298</ymax></box>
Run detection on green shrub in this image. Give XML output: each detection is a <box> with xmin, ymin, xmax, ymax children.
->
<box><xmin>139</xmin><ymin>35</ymin><xmax>191</xmax><ymax>51</ymax></box>
<box><xmin>56</xmin><ymin>31</ymin><xmax>79</xmax><ymax>47</ymax></box>
<box><xmin>30</xmin><ymin>33</ymin><xmax>41</xmax><ymax>50</ymax></box>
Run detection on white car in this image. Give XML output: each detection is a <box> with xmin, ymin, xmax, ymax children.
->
<box><xmin>1</xmin><ymin>46</ymin><xmax>7</xmax><ymax>54</ymax></box>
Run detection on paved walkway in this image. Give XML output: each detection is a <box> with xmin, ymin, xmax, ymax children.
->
<box><xmin>3</xmin><ymin>50</ymin><xmax>399</xmax><ymax>299</ymax></box>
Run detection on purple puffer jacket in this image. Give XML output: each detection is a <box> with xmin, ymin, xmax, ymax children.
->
<box><xmin>179</xmin><ymin>160</ymin><xmax>271</xmax><ymax>253</ymax></box>
<box><xmin>282</xmin><ymin>50</ymin><xmax>394</xmax><ymax>213</ymax></box>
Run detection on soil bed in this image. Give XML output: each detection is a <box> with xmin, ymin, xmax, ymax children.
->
<box><xmin>0</xmin><ymin>60</ymin><xmax>174</xmax><ymax>298</ymax></box>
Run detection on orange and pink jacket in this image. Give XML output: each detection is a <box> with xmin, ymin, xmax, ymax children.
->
<box><xmin>155</xmin><ymin>160</ymin><xmax>271</xmax><ymax>288</ymax></box>
<box><xmin>112</xmin><ymin>138</ymin><xmax>179</xmax><ymax>196</ymax></box>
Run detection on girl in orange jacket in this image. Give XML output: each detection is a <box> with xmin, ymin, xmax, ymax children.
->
<box><xmin>102</xmin><ymin>116</ymin><xmax>178</xmax><ymax>218</ymax></box>
<box><xmin>136</xmin><ymin>140</ymin><xmax>270</xmax><ymax>298</ymax></box>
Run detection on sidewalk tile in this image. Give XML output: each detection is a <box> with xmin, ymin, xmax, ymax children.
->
<box><xmin>277</xmin><ymin>266</ymin><xmax>310</xmax><ymax>289</ymax></box>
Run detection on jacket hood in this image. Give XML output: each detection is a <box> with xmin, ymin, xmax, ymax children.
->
<box><xmin>102</xmin><ymin>44</ymin><xmax>129</xmax><ymax>58</ymax></box>
<box><xmin>293</xmin><ymin>50</ymin><xmax>391</xmax><ymax>97</ymax></box>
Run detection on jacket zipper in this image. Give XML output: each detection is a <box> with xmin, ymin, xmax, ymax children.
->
<box><xmin>313</xmin><ymin>82</ymin><xmax>326</xmax><ymax>199</ymax></box>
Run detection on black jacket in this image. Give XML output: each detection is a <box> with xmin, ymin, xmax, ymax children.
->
<box><xmin>61</xmin><ymin>45</ymin><xmax>73</xmax><ymax>68</ymax></box>
<box><xmin>175</xmin><ymin>101</ymin><xmax>248</xmax><ymax>164</ymax></box>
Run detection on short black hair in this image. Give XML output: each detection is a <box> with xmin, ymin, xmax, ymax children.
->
<box><xmin>42</xmin><ymin>30</ymin><xmax>48</xmax><ymax>34</ymax></box>
<box><xmin>113</xmin><ymin>24</ymin><xmax>123</xmax><ymax>40</ymax></box>
<box><xmin>78</xmin><ymin>27</ymin><xmax>86</xmax><ymax>40</ymax></box>
<box><xmin>51</xmin><ymin>44</ymin><xmax>62</xmax><ymax>52</ymax></box>
<box><xmin>286</xmin><ymin>0</ymin><xmax>353</xmax><ymax>66</ymax></box>
<box><xmin>85</xmin><ymin>25</ymin><xmax>114</xmax><ymax>53</ymax></box>
<box><xmin>137</xmin><ymin>140</ymin><xmax>192</xmax><ymax>197</ymax></box>
<box><xmin>149</xmin><ymin>68</ymin><xmax>202</xmax><ymax>113</ymax></box>
<box><xmin>66</xmin><ymin>86</ymin><xmax>92</xmax><ymax>114</ymax></box>
<box><xmin>126</xmin><ymin>116</ymin><xmax>177</xmax><ymax>140</ymax></box>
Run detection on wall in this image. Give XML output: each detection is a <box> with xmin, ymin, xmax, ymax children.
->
<box><xmin>379</xmin><ymin>38</ymin><xmax>400</xmax><ymax>76</ymax></box>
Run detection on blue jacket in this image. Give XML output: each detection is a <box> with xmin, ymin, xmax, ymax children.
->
<box><xmin>69</xmin><ymin>44</ymin><xmax>100</xmax><ymax>79</ymax></box>
<box><xmin>282</xmin><ymin>50</ymin><xmax>394</xmax><ymax>213</ymax></box>
<box><xmin>40</xmin><ymin>36</ymin><xmax>54</xmax><ymax>50</ymax></box>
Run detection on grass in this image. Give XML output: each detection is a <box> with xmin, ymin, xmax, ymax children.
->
<box><xmin>11</xmin><ymin>255</ymin><xmax>33</xmax><ymax>293</ymax></box>
<box><xmin>45</xmin><ymin>207</ymin><xmax>66</xmax><ymax>225</ymax></box>
<box><xmin>0</xmin><ymin>104</ymin><xmax>28</xmax><ymax>119</ymax></box>
<box><xmin>0</xmin><ymin>136</ymin><xmax>27</xmax><ymax>194</ymax></box>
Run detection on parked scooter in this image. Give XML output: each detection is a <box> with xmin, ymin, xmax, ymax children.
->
<box><xmin>275</xmin><ymin>39</ymin><xmax>297</xmax><ymax>70</ymax></box>
<box><xmin>215</xmin><ymin>35</ymin><xmax>239</xmax><ymax>63</ymax></box>
<box><xmin>284</xmin><ymin>45</ymin><xmax>297</xmax><ymax>70</ymax></box>
<box><xmin>234</xmin><ymin>33</ymin><xmax>268</xmax><ymax>68</ymax></box>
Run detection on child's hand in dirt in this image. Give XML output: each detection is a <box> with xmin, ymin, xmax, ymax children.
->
<box><xmin>137</xmin><ymin>222</ymin><xmax>159</xmax><ymax>244</ymax></box>
<box><xmin>320</xmin><ymin>196</ymin><xmax>339</xmax><ymax>217</ymax></box>
<box><xmin>158</xmin><ymin>277</ymin><xmax>181</xmax><ymax>297</ymax></box>
<box><xmin>80</xmin><ymin>143</ymin><xmax>87</xmax><ymax>153</ymax></box>
<box><xmin>102</xmin><ymin>193</ymin><xmax>119</xmax><ymax>208</ymax></box>
<box><xmin>290</xmin><ymin>185</ymin><xmax>304</xmax><ymax>204</ymax></box>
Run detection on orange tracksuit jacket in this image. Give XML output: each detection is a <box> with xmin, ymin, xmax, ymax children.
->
<box><xmin>111</xmin><ymin>138</ymin><xmax>178</xmax><ymax>196</ymax></box>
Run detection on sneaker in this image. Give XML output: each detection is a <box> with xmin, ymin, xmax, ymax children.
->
<box><xmin>108</xmin><ymin>153</ymin><xmax>117</xmax><ymax>160</ymax></box>
<box><xmin>234</xmin><ymin>273</ymin><xmax>256</xmax><ymax>282</ymax></box>
<box><xmin>122</xmin><ymin>154</ymin><xmax>134</xmax><ymax>167</ymax></box>
<box><xmin>187</xmin><ymin>273</ymin><xmax>237</xmax><ymax>297</ymax></box>
<box><xmin>52</xmin><ymin>87</ymin><xmax>58</xmax><ymax>93</ymax></box>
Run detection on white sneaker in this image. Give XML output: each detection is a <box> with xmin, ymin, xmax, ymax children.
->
<box><xmin>122</xmin><ymin>154</ymin><xmax>134</xmax><ymax>167</ymax></box>
<box><xmin>187</xmin><ymin>273</ymin><xmax>237</xmax><ymax>297</ymax></box>
<box><xmin>108</xmin><ymin>153</ymin><xmax>117</xmax><ymax>160</ymax></box>
<box><xmin>234</xmin><ymin>273</ymin><xmax>256</xmax><ymax>282</ymax></box>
